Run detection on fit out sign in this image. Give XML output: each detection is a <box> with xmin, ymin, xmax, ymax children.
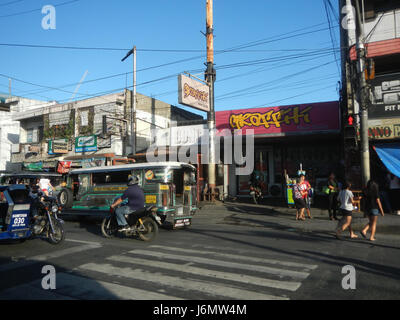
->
<box><xmin>178</xmin><ymin>74</ymin><xmax>210</xmax><ymax>112</ymax></box>
<box><xmin>75</xmin><ymin>135</ymin><xmax>97</xmax><ymax>153</ymax></box>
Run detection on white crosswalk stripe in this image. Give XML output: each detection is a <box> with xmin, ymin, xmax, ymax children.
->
<box><xmin>79</xmin><ymin>262</ymin><xmax>288</xmax><ymax>300</ymax></box>
<box><xmin>126</xmin><ymin>249</ymin><xmax>310</xmax><ymax>280</ymax></box>
<box><xmin>0</xmin><ymin>242</ymin><xmax>318</xmax><ymax>300</ymax></box>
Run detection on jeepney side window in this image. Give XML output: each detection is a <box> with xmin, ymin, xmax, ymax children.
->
<box><xmin>92</xmin><ymin>171</ymin><xmax>131</xmax><ymax>185</ymax></box>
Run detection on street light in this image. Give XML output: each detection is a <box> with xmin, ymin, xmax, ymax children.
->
<box><xmin>121</xmin><ymin>46</ymin><xmax>136</xmax><ymax>156</ymax></box>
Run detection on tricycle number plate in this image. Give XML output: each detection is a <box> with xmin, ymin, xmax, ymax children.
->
<box><xmin>12</xmin><ymin>214</ymin><xmax>28</xmax><ymax>228</ymax></box>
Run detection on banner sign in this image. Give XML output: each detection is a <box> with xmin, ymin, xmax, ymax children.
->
<box><xmin>75</xmin><ymin>135</ymin><xmax>98</xmax><ymax>153</ymax></box>
<box><xmin>81</xmin><ymin>157</ymin><xmax>106</xmax><ymax>168</ymax></box>
<box><xmin>369</xmin><ymin>74</ymin><xmax>400</xmax><ymax>119</ymax></box>
<box><xmin>216</xmin><ymin>101</ymin><xmax>340</xmax><ymax>136</ymax></box>
<box><xmin>178</xmin><ymin>74</ymin><xmax>210</xmax><ymax>112</ymax></box>
<box><xmin>23</xmin><ymin>162</ymin><xmax>43</xmax><ymax>171</ymax></box>
<box><xmin>57</xmin><ymin>161</ymin><xmax>72</xmax><ymax>174</ymax></box>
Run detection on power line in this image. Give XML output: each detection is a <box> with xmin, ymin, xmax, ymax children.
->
<box><xmin>0</xmin><ymin>0</ymin><xmax>80</xmax><ymax>18</ymax></box>
<box><xmin>0</xmin><ymin>0</ymin><xmax>25</xmax><ymax>7</ymax></box>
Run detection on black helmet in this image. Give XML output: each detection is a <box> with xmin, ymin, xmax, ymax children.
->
<box><xmin>128</xmin><ymin>175</ymin><xmax>139</xmax><ymax>186</ymax></box>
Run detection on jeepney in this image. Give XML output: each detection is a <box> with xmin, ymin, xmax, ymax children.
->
<box><xmin>0</xmin><ymin>172</ymin><xmax>64</xmax><ymax>195</ymax></box>
<box><xmin>58</xmin><ymin>162</ymin><xmax>198</xmax><ymax>228</ymax></box>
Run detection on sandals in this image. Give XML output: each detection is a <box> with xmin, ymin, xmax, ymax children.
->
<box><xmin>360</xmin><ymin>231</ymin><xmax>367</xmax><ymax>239</ymax></box>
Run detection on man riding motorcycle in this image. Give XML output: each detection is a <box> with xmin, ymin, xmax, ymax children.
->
<box><xmin>110</xmin><ymin>175</ymin><xmax>145</xmax><ymax>232</ymax></box>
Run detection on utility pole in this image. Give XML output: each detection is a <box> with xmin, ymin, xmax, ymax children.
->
<box><xmin>205</xmin><ymin>0</ymin><xmax>217</xmax><ymax>200</ymax></box>
<box><xmin>353</xmin><ymin>0</ymin><xmax>370</xmax><ymax>186</ymax></box>
<box><xmin>122</xmin><ymin>46</ymin><xmax>137</xmax><ymax>156</ymax></box>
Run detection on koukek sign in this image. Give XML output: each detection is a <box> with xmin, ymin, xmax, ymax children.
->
<box><xmin>216</xmin><ymin>101</ymin><xmax>340</xmax><ymax>136</ymax></box>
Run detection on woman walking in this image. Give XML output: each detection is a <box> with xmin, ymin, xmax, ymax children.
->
<box><xmin>327</xmin><ymin>172</ymin><xmax>339</xmax><ymax>220</ymax></box>
<box><xmin>293</xmin><ymin>178</ymin><xmax>306</xmax><ymax>221</ymax></box>
<box><xmin>335</xmin><ymin>181</ymin><xmax>358</xmax><ymax>240</ymax></box>
<box><xmin>361</xmin><ymin>181</ymin><xmax>384</xmax><ymax>242</ymax></box>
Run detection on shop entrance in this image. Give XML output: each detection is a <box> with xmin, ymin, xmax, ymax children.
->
<box><xmin>237</xmin><ymin>148</ymin><xmax>274</xmax><ymax>196</ymax></box>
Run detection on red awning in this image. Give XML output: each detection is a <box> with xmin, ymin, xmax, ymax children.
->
<box><xmin>350</xmin><ymin>38</ymin><xmax>400</xmax><ymax>60</ymax></box>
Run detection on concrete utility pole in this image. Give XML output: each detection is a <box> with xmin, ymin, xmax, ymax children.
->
<box><xmin>353</xmin><ymin>0</ymin><xmax>370</xmax><ymax>186</ymax></box>
<box><xmin>205</xmin><ymin>0</ymin><xmax>217</xmax><ymax>199</ymax></box>
<box><xmin>122</xmin><ymin>46</ymin><xmax>137</xmax><ymax>156</ymax></box>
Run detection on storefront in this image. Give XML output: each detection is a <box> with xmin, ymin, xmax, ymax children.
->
<box><xmin>216</xmin><ymin>101</ymin><xmax>342</xmax><ymax>198</ymax></box>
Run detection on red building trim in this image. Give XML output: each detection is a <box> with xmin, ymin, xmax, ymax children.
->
<box><xmin>350</xmin><ymin>38</ymin><xmax>400</xmax><ymax>60</ymax></box>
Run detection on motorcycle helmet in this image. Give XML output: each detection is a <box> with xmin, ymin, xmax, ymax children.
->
<box><xmin>127</xmin><ymin>175</ymin><xmax>139</xmax><ymax>186</ymax></box>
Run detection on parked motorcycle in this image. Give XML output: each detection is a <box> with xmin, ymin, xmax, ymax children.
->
<box><xmin>101</xmin><ymin>205</ymin><xmax>161</xmax><ymax>242</ymax></box>
<box><xmin>30</xmin><ymin>190</ymin><xmax>65</xmax><ymax>245</ymax></box>
<box><xmin>249</xmin><ymin>184</ymin><xmax>263</xmax><ymax>204</ymax></box>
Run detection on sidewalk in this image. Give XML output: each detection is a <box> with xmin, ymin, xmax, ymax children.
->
<box><xmin>196</xmin><ymin>200</ymin><xmax>400</xmax><ymax>239</ymax></box>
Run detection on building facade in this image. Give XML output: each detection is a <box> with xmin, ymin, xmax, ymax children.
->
<box><xmin>340</xmin><ymin>0</ymin><xmax>400</xmax><ymax>185</ymax></box>
<box><xmin>10</xmin><ymin>90</ymin><xmax>202</xmax><ymax>173</ymax></box>
<box><xmin>0</xmin><ymin>95</ymin><xmax>55</xmax><ymax>172</ymax></box>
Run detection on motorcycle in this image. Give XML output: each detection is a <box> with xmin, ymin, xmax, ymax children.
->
<box><xmin>101</xmin><ymin>205</ymin><xmax>161</xmax><ymax>242</ymax></box>
<box><xmin>30</xmin><ymin>190</ymin><xmax>65</xmax><ymax>245</ymax></box>
<box><xmin>249</xmin><ymin>183</ymin><xmax>263</xmax><ymax>204</ymax></box>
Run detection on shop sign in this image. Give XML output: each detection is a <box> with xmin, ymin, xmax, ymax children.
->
<box><xmin>216</xmin><ymin>101</ymin><xmax>340</xmax><ymax>136</ymax></box>
<box><xmin>368</xmin><ymin>119</ymin><xmax>400</xmax><ymax>140</ymax></box>
<box><xmin>75</xmin><ymin>135</ymin><xmax>97</xmax><ymax>153</ymax></box>
<box><xmin>48</xmin><ymin>139</ymin><xmax>69</xmax><ymax>155</ymax></box>
<box><xmin>178</xmin><ymin>74</ymin><xmax>210</xmax><ymax>112</ymax></box>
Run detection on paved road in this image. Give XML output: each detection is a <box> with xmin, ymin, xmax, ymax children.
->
<box><xmin>0</xmin><ymin>204</ymin><xmax>399</xmax><ymax>300</ymax></box>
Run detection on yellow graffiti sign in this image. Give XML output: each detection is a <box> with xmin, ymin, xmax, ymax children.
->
<box><xmin>229</xmin><ymin>106</ymin><xmax>313</xmax><ymax>130</ymax></box>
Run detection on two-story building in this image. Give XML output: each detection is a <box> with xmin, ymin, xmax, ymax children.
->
<box><xmin>10</xmin><ymin>90</ymin><xmax>202</xmax><ymax>173</ymax></box>
<box><xmin>0</xmin><ymin>94</ymin><xmax>55</xmax><ymax>172</ymax></box>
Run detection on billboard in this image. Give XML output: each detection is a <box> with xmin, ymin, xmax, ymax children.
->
<box><xmin>369</xmin><ymin>74</ymin><xmax>400</xmax><ymax>119</ymax></box>
<box><xmin>215</xmin><ymin>101</ymin><xmax>340</xmax><ymax>137</ymax></box>
<box><xmin>178</xmin><ymin>74</ymin><xmax>210</xmax><ymax>112</ymax></box>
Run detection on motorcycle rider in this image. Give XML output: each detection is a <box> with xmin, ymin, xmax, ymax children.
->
<box><xmin>110</xmin><ymin>175</ymin><xmax>145</xmax><ymax>232</ymax></box>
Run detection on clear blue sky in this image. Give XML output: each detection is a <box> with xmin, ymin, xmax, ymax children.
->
<box><xmin>0</xmin><ymin>0</ymin><xmax>341</xmax><ymax>117</ymax></box>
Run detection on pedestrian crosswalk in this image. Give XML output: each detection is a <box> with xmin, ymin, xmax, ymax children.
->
<box><xmin>0</xmin><ymin>243</ymin><xmax>318</xmax><ymax>300</ymax></box>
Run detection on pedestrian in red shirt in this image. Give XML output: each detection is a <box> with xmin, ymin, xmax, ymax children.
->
<box><xmin>300</xmin><ymin>176</ymin><xmax>313</xmax><ymax>219</ymax></box>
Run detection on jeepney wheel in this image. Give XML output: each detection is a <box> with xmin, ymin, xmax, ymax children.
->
<box><xmin>48</xmin><ymin>218</ymin><xmax>65</xmax><ymax>245</ymax></box>
<box><xmin>58</xmin><ymin>188</ymin><xmax>73</xmax><ymax>209</ymax></box>
<box><xmin>138</xmin><ymin>217</ymin><xmax>158</xmax><ymax>242</ymax></box>
<box><xmin>101</xmin><ymin>216</ymin><xmax>118</xmax><ymax>238</ymax></box>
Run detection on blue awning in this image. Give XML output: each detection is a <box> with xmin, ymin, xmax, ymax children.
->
<box><xmin>374</xmin><ymin>143</ymin><xmax>400</xmax><ymax>178</ymax></box>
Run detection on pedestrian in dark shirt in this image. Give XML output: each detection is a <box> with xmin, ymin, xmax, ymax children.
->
<box><xmin>360</xmin><ymin>180</ymin><xmax>384</xmax><ymax>242</ymax></box>
<box><xmin>327</xmin><ymin>172</ymin><xmax>339</xmax><ymax>220</ymax></box>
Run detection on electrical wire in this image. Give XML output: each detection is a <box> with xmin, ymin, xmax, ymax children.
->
<box><xmin>0</xmin><ymin>0</ymin><xmax>80</xmax><ymax>18</ymax></box>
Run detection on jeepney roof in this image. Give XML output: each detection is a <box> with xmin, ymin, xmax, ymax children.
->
<box><xmin>0</xmin><ymin>172</ymin><xmax>63</xmax><ymax>178</ymax></box>
<box><xmin>69</xmin><ymin>162</ymin><xmax>196</xmax><ymax>175</ymax></box>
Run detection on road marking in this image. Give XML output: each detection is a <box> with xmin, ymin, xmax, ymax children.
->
<box><xmin>129</xmin><ymin>249</ymin><xmax>310</xmax><ymax>280</ymax></box>
<box><xmin>65</xmin><ymin>239</ymin><xmax>102</xmax><ymax>246</ymax></box>
<box><xmin>0</xmin><ymin>243</ymin><xmax>101</xmax><ymax>272</ymax></box>
<box><xmin>108</xmin><ymin>255</ymin><xmax>302</xmax><ymax>291</ymax></box>
<box><xmin>150</xmin><ymin>245</ymin><xmax>318</xmax><ymax>270</ymax></box>
<box><xmin>79</xmin><ymin>263</ymin><xmax>289</xmax><ymax>300</ymax></box>
<box><xmin>0</xmin><ymin>273</ymin><xmax>182</xmax><ymax>300</ymax></box>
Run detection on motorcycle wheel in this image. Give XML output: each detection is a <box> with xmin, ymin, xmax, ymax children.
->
<box><xmin>48</xmin><ymin>218</ymin><xmax>65</xmax><ymax>245</ymax></box>
<box><xmin>138</xmin><ymin>217</ymin><xmax>158</xmax><ymax>242</ymax></box>
<box><xmin>101</xmin><ymin>216</ymin><xmax>118</xmax><ymax>238</ymax></box>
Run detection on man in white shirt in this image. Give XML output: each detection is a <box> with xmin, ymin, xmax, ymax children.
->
<box><xmin>38</xmin><ymin>178</ymin><xmax>53</xmax><ymax>196</ymax></box>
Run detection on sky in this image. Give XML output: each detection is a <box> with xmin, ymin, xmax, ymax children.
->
<box><xmin>0</xmin><ymin>0</ymin><xmax>342</xmax><ymax>118</ymax></box>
